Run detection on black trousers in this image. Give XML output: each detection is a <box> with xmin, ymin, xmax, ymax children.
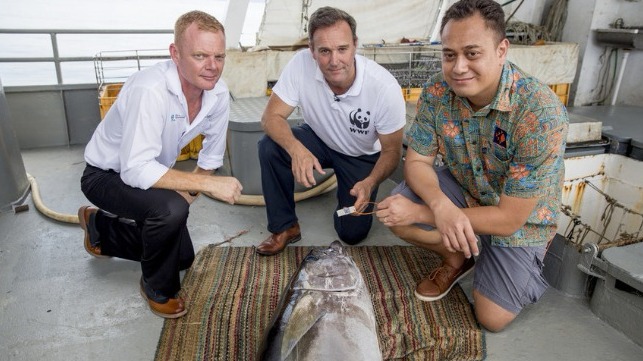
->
<box><xmin>258</xmin><ymin>124</ymin><xmax>380</xmax><ymax>245</ymax></box>
<box><xmin>80</xmin><ymin>164</ymin><xmax>194</xmax><ymax>297</ymax></box>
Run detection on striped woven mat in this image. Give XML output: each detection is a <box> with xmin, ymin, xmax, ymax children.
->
<box><xmin>154</xmin><ymin>245</ymin><xmax>485</xmax><ymax>361</ymax></box>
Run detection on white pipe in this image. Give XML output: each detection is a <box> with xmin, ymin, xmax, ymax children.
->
<box><xmin>610</xmin><ymin>49</ymin><xmax>630</xmax><ymax>106</ymax></box>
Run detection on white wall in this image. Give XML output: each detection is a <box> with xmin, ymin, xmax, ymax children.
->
<box><xmin>563</xmin><ymin>0</ymin><xmax>643</xmax><ymax>106</ymax></box>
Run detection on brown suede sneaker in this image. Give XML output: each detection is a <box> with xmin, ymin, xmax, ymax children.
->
<box><xmin>256</xmin><ymin>222</ymin><xmax>301</xmax><ymax>256</ymax></box>
<box><xmin>415</xmin><ymin>257</ymin><xmax>475</xmax><ymax>302</ymax></box>
<box><xmin>78</xmin><ymin>206</ymin><xmax>110</xmax><ymax>259</ymax></box>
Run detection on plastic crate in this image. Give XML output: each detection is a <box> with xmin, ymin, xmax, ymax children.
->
<box><xmin>98</xmin><ymin>83</ymin><xmax>124</xmax><ymax>119</ymax></box>
<box><xmin>549</xmin><ymin>83</ymin><xmax>570</xmax><ymax>106</ymax></box>
<box><xmin>402</xmin><ymin>87</ymin><xmax>422</xmax><ymax>102</ymax></box>
<box><xmin>177</xmin><ymin>134</ymin><xmax>204</xmax><ymax>161</ymax></box>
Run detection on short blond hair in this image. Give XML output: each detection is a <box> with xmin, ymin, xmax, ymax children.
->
<box><xmin>174</xmin><ymin>10</ymin><xmax>225</xmax><ymax>46</ymax></box>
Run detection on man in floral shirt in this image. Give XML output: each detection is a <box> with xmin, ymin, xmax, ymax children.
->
<box><xmin>376</xmin><ymin>0</ymin><xmax>568</xmax><ymax>332</ymax></box>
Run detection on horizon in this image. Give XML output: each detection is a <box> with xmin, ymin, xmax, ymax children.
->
<box><xmin>0</xmin><ymin>0</ymin><xmax>265</xmax><ymax>86</ymax></box>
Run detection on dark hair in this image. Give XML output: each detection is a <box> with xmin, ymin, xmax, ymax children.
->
<box><xmin>175</xmin><ymin>10</ymin><xmax>225</xmax><ymax>46</ymax></box>
<box><xmin>308</xmin><ymin>6</ymin><xmax>357</xmax><ymax>42</ymax></box>
<box><xmin>440</xmin><ymin>0</ymin><xmax>506</xmax><ymax>44</ymax></box>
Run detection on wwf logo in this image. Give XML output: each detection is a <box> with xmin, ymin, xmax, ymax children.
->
<box><xmin>349</xmin><ymin>108</ymin><xmax>370</xmax><ymax>129</ymax></box>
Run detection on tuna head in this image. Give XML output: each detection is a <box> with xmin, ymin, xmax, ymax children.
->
<box><xmin>258</xmin><ymin>241</ymin><xmax>382</xmax><ymax>361</ymax></box>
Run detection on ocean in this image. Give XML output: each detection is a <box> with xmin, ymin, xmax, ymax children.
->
<box><xmin>0</xmin><ymin>0</ymin><xmax>264</xmax><ymax>86</ymax></box>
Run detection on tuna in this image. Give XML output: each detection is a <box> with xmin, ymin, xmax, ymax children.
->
<box><xmin>258</xmin><ymin>241</ymin><xmax>382</xmax><ymax>361</ymax></box>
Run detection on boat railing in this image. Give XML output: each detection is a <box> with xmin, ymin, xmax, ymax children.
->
<box><xmin>0</xmin><ymin>28</ymin><xmax>172</xmax><ymax>90</ymax></box>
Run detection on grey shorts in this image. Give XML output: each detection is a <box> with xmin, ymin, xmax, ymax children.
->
<box><xmin>391</xmin><ymin>166</ymin><xmax>548</xmax><ymax>314</ymax></box>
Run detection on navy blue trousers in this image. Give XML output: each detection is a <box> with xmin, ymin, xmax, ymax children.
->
<box><xmin>80</xmin><ymin>164</ymin><xmax>194</xmax><ymax>297</ymax></box>
<box><xmin>258</xmin><ymin>124</ymin><xmax>380</xmax><ymax>244</ymax></box>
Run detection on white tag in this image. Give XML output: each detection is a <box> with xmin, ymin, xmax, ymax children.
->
<box><xmin>336</xmin><ymin>206</ymin><xmax>356</xmax><ymax>217</ymax></box>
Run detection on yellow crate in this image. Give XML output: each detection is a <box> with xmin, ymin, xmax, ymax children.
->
<box><xmin>177</xmin><ymin>134</ymin><xmax>204</xmax><ymax>162</ymax></box>
<box><xmin>98</xmin><ymin>83</ymin><xmax>124</xmax><ymax>119</ymax></box>
<box><xmin>549</xmin><ymin>83</ymin><xmax>570</xmax><ymax>106</ymax></box>
<box><xmin>402</xmin><ymin>87</ymin><xmax>422</xmax><ymax>102</ymax></box>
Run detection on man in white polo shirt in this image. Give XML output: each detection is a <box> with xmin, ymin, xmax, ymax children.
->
<box><xmin>256</xmin><ymin>6</ymin><xmax>406</xmax><ymax>255</ymax></box>
<box><xmin>79</xmin><ymin>10</ymin><xmax>242</xmax><ymax>318</ymax></box>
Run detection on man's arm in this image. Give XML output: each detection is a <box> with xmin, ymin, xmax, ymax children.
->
<box><xmin>378</xmin><ymin>148</ymin><xmax>538</xmax><ymax>257</ymax></box>
<box><xmin>153</xmin><ymin>166</ymin><xmax>242</xmax><ymax>205</ymax></box>
<box><xmin>261</xmin><ymin>93</ymin><xmax>325</xmax><ymax>188</ymax></box>
<box><xmin>350</xmin><ymin>128</ymin><xmax>403</xmax><ymax>210</ymax></box>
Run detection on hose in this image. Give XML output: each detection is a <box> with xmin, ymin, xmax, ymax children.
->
<box><xmin>25</xmin><ymin>172</ymin><xmax>337</xmax><ymax>223</ymax></box>
<box><xmin>228</xmin><ymin>174</ymin><xmax>337</xmax><ymax>206</ymax></box>
<box><xmin>27</xmin><ymin>173</ymin><xmax>80</xmax><ymax>224</ymax></box>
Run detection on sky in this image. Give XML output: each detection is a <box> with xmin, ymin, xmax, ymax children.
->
<box><xmin>0</xmin><ymin>0</ymin><xmax>265</xmax><ymax>85</ymax></box>
<box><xmin>0</xmin><ymin>0</ymin><xmax>230</xmax><ymax>29</ymax></box>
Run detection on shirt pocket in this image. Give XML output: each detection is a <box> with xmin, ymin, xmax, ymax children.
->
<box><xmin>481</xmin><ymin>139</ymin><xmax>510</xmax><ymax>178</ymax></box>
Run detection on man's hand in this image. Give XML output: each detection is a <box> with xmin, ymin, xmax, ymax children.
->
<box><xmin>376</xmin><ymin>194</ymin><xmax>424</xmax><ymax>226</ymax></box>
<box><xmin>202</xmin><ymin>176</ymin><xmax>243</xmax><ymax>204</ymax></box>
<box><xmin>350</xmin><ymin>178</ymin><xmax>376</xmax><ymax>212</ymax></box>
<box><xmin>289</xmin><ymin>143</ymin><xmax>326</xmax><ymax>188</ymax></box>
<box><xmin>432</xmin><ymin>201</ymin><xmax>479</xmax><ymax>258</ymax></box>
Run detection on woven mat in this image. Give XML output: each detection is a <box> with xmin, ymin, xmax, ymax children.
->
<box><xmin>155</xmin><ymin>245</ymin><xmax>485</xmax><ymax>361</ymax></box>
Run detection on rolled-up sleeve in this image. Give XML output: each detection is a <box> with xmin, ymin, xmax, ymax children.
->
<box><xmin>198</xmin><ymin>95</ymin><xmax>230</xmax><ymax>171</ymax></box>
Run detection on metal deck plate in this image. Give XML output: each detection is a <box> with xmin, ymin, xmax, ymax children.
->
<box><xmin>601</xmin><ymin>242</ymin><xmax>643</xmax><ymax>294</ymax></box>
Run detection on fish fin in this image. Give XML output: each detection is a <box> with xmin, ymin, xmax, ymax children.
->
<box><xmin>330</xmin><ymin>240</ymin><xmax>343</xmax><ymax>254</ymax></box>
<box><xmin>281</xmin><ymin>293</ymin><xmax>324</xmax><ymax>360</ymax></box>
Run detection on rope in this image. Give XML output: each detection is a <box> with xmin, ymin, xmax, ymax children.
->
<box><xmin>560</xmin><ymin>180</ymin><xmax>643</xmax><ymax>250</ymax></box>
<box><xmin>542</xmin><ymin>0</ymin><xmax>568</xmax><ymax>42</ymax></box>
<box><xmin>506</xmin><ymin>21</ymin><xmax>551</xmax><ymax>45</ymax></box>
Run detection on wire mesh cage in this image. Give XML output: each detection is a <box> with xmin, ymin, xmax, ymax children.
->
<box><xmin>93</xmin><ymin>49</ymin><xmax>170</xmax><ymax>119</ymax></box>
<box><xmin>93</xmin><ymin>49</ymin><xmax>170</xmax><ymax>87</ymax></box>
<box><xmin>359</xmin><ymin>44</ymin><xmax>442</xmax><ymax>89</ymax></box>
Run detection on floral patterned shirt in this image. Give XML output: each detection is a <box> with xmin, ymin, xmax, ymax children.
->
<box><xmin>407</xmin><ymin>61</ymin><xmax>568</xmax><ymax>247</ymax></box>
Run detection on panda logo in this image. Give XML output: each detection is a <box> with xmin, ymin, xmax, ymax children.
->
<box><xmin>349</xmin><ymin>108</ymin><xmax>371</xmax><ymax>129</ymax></box>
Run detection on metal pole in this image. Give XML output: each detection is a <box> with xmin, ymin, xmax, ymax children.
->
<box><xmin>50</xmin><ymin>33</ymin><xmax>63</xmax><ymax>85</ymax></box>
<box><xmin>610</xmin><ymin>49</ymin><xmax>630</xmax><ymax>106</ymax></box>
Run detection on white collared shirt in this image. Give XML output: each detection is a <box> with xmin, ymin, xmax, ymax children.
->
<box><xmin>84</xmin><ymin>60</ymin><xmax>230</xmax><ymax>190</ymax></box>
<box><xmin>272</xmin><ymin>50</ymin><xmax>405</xmax><ymax>157</ymax></box>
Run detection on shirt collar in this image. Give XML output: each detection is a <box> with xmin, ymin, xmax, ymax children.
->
<box><xmin>487</xmin><ymin>61</ymin><xmax>514</xmax><ymax>112</ymax></box>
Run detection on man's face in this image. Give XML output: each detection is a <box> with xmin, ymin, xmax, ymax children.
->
<box><xmin>440</xmin><ymin>13</ymin><xmax>508</xmax><ymax>110</ymax></box>
<box><xmin>310</xmin><ymin>21</ymin><xmax>357</xmax><ymax>95</ymax></box>
<box><xmin>170</xmin><ymin>23</ymin><xmax>226</xmax><ymax>95</ymax></box>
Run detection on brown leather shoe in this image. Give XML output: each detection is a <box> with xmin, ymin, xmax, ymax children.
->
<box><xmin>78</xmin><ymin>206</ymin><xmax>110</xmax><ymax>259</ymax></box>
<box><xmin>139</xmin><ymin>277</ymin><xmax>187</xmax><ymax>319</ymax></box>
<box><xmin>415</xmin><ymin>256</ymin><xmax>475</xmax><ymax>302</ymax></box>
<box><xmin>256</xmin><ymin>222</ymin><xmax>301</xmax><ymax>256</ymax></box>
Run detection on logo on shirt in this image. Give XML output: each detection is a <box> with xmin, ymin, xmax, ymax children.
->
<box><xmin>493</xmin><ymin>125</ymin><xmax>508</xmax><ymax>148</ymax></box>
<box><xmin>349</xmin><ymin>108</ymin><xmax>371</xmax><ymax>135</ymax></box>
<box><xmin>171</xmin><ymin>114</ymin><xmax>186</xmax><ymax>122</ymax></box>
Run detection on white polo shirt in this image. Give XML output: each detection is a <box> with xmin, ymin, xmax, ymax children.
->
<box><xmin>272</xmin><ymin>50</ymin><xmax>406</xmax><ymax>157</ymax></box>
<box><xmin>84</xmin><ymin>60</ymin><xmax>230</xmax><ymax>190</ymax></box>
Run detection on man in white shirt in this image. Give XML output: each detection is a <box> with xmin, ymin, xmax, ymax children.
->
<box><xmin>79</xmin><ymin>10</ymin><xmax>242</xmax><ymax>318</ymax></box>
<box><xmin>256</xmin><ymin>7</ymin><xmax>406</xmax><ymax>255</ymax></box>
